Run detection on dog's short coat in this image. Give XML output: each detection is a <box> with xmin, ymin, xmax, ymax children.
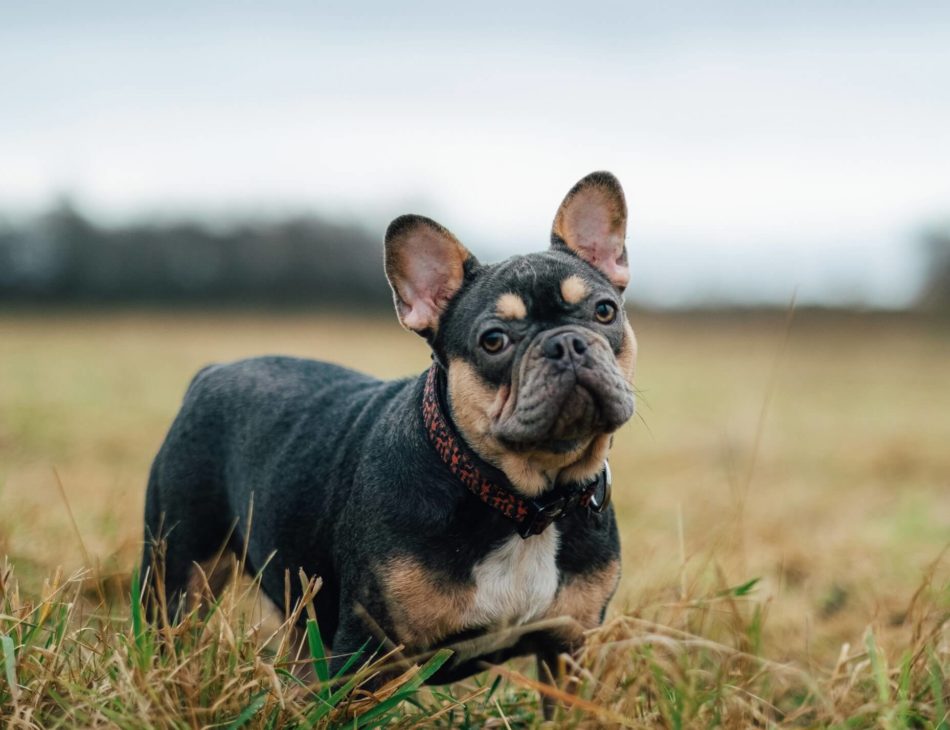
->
<box><xmin>142</xmin><ymin>171</ymin><xmax>637</xmax><ymax>687</ymax></box>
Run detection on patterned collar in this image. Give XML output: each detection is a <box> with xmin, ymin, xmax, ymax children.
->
<box><xmin>421</xmin><ymin>364</ymin><xmax>611</xmax><ymax>538</ymax></box>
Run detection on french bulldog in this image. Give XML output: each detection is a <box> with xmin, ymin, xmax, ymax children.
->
<box><xmin>141</xmin><ymin>170</ymin><xmax>637</xmax><ymax>692</ymax></box>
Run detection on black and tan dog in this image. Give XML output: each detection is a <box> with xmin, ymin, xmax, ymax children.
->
<box><xmin>141</xmin><ymin>171</ymin><xmax>637</xmax><ymax>687</ymax></box>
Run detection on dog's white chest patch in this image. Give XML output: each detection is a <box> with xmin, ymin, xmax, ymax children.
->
<box><xmin>464</xmin><ymin>527</ymin><xmax>560</xmax><ymax>629</ymax></box>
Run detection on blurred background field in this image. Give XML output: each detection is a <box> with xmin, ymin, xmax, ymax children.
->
<box><xmin>1</xmin><ymin>308</ymin><xmax>947</xmax><ymax>674</ymax></box>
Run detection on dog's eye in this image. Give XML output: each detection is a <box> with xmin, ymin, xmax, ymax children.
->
<box><xmin>594</xmin><ymin>301</ymin><xmax>617</xmax><ymax>324</ymax></box>
<box><xmin>479</xmin><ymin>329</ymin><xmax>509</xmax><ymax>354</ymax></box>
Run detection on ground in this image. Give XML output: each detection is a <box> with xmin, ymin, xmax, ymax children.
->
<box><xmin>1</xmin><ymin>309</ymin><xmax>948</xmax><ymax>727</ymax></box>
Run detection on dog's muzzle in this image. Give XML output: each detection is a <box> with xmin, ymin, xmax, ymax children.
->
<box><xmin>493</xmin><ymin>326</ymin><xmax>635</xmax><ymax>450</ymax></box>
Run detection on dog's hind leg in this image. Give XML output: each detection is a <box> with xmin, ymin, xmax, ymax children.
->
<box><xmin>141</xmin><ymin>514</ymin><xmax>237</xmax><ymax>623</ymax></box>
<box><xmin>140</xmin><ymin>506</ymin><xmax>200</xmax><ymax>623</ymax></box>
<box><xmin>140</xmin><ymin>459</ymin><xmax>184</xmax><ymax>623</ymax></box>
<box><xmin>187</xmin><ymin>548</ymin><xmax>239</xmax><ymax>615</ymax></box>
<box><xmin>140</xmin><ymin>448</ymin><xmax>236</xmax><ymax>623</ymax></box>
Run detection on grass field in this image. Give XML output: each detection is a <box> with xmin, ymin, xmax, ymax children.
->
<box><xmin>1</xmin><ymin>309</ymin><xmax>948</xmax><ymax>727</ymax></box>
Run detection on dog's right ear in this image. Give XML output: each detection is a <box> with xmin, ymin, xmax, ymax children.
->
<box><xmin>551</xmin><ymin>171</ymin><xmax>629</xmax><ymax>290</ymax></box>
<box><xmin>384</xmin><ymin>215</ymin><xmax>476</xmax><ymax>337</ymax></box>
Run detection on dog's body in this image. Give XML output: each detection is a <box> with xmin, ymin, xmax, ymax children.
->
<box><xmin>143</xmin><ymin>171</ymin><xmax>637</xmax><ymax>683</ymax></box>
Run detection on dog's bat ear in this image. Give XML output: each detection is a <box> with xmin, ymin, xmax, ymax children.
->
<box><xmin>384</xmin><ymin>214</ymin><xmax>476</xmax><ymax>336</ymax></box>
<box><xmin>550</xmin><ymin>171</ymin><xmax>629</xmax><ymax>290</ymax></box>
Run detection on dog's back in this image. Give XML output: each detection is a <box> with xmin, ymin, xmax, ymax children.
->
<box><xmin>141</xmin><ymin>356</ymin><xmax>403</xmax><ymax>623</ymax></box>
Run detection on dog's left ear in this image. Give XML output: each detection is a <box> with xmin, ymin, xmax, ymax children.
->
<box><xmin>384</xmin><ymin>214</ymin><xmax>476</xmax><ymax>337</ymax></box>
<box><xmin>551</xmin><ymin>171</ymin><xmax>629</xmax><ymax>290</ymax></box>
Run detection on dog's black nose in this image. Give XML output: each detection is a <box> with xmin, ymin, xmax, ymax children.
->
<box><xmin>542</xmin><ymin>331</ymin><xmax>588</xmax><ymax>361</ymax></box>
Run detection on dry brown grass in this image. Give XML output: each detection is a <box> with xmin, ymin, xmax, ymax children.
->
<box><xmin>0</xmin><ymin>309</ymin><xmax>948</xmax><ymax>727</ymax></box>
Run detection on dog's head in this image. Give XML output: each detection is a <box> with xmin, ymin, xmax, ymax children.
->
<box><xmin>384</xmin><ymin>171</ymin><xmax>636</xmax><ymax>495</ymax></box>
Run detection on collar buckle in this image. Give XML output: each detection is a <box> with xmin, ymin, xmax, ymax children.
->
<box><xmin>519</xmin><ymin>495</ymin><xmax>570</xmax><ymax>538</ymax></box>
<box><xmin>588</xmin><ymin>462</ymin><xmax>612</xmax><ymax>513</ymax></box>
<box><xmin>515</xmin><ymin>461</ymin><xmax>613</xmax><ymax>538</ymax></box>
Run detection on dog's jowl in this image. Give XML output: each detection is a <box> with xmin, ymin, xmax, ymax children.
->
<box><xmin>142</xmin><ymin>171</ymin><xmax>637</xmax><ymax>687</ymax></box>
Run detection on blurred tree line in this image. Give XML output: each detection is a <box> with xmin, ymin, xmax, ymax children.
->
<box><xmin>919</xmin><ymin>224</ymin><xmax>950</xmax><ymax>313</ymax></box>
<box><xmin>2</xmin><ymin>201</ymin><xmax>948</xmax><ymax>312</ymax></box>
<box><xmin>0</xmin><ymin>201</ymin><xmax>390</xmax><ymax>308</ymax></box>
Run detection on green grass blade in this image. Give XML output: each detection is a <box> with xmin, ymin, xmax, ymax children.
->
<box><xmin>228</xmin><ymin>690</ymin><xmax>269</xmax><ymax>729</ymax></box>
<box><xmin>332</xmin><ymin>638</ymin><xmax>370</xmax><ymax>680</ymax></box>
<box><xmin>718</xmin><ymin>577</ymin><xmax>761</xmax><ymax>597</ymax></box>
<box><xmin>1</xmin><ymin>634</ymin><xmax>18</xmax><ymax>701</ymax></box>
<box><xmin>264</xmin><ymin>706</ymin><xmax>282</xmax><ymax>730</ymax></box>
<box><xmin>306</xmin><ymin>671</ymin><xmax>364</xmax><ymax>724</ymax></box>
<box><xmin>408</xmin><ymin>649</ymin><xmax>453</xmax><ymax>686</ymax></box>
<box><xmin>864</xmin><ymin>630</ymin><xmax>890</xmax><ymax>707</ymax></box>
<box><xmin>485</xmin><ymin>673</ymin><xmax>504</xmax><ymax>702</ymax></box>
<box><xmin>398</xmin><ymin>648</ymin><xmax>453</xmax><ymax>693</ymax></box>
<box><xmin>21</xmin><ymin>617</ymin><xmax>41</xmax><ymax>646</ymax></box>
<box><xmin>130</xmin><ymin>566</ymin><xmax>143</xmax><ymax>636</ymax></box>
<box><xmin>276</xmin><ymin>667</ymin><xmax>309</xmax><ymax>689</ymax></box>
<box><xmin>354</xmin><ymin>649</ymin><xmax>453</xmax><ymax>728</ymax></box>
<box><xmin>929</xmin><ymin>655</ymin><xmax>948</xmax><ymax>730</ymax></box>
<box><xmin>305</xmin><ymin>618</ymin><xmax>330</xmax><ymax>685</ymax></box>
<box><xmin>129</xmin><ymin>565</ymin><xmax>149</xmax><ymax>671</ymax></box>
<box><xmin>285</xmin><ymin>638</ymin><xmax>368</xmax><ymax>723</ymax></box>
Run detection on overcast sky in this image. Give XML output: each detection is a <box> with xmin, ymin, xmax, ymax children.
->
<box><xmin>2</xmin><ymin>2</ymin><xmax>949</xmax><ymax>307</ymax></box>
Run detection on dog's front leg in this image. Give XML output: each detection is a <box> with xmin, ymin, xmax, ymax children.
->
<box><xmin>536</xmin><ymin>648</ymin><xmax>564</xmax><ymax>721</ymax></box>
<box><xmin>327</xmin><ymin>623</ymin><xmax>374</xmax><ymax>679</ymax></box>
<box><xmin>537</xmin><ymin>636</ymin><xmax>590</xmax><ymax>723</ymax></box>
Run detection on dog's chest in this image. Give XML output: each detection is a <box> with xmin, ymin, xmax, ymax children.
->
<box><xmin>462</xmin><ymin>527</ymin><xmax>560</xmax><ymax>629</ymax></box>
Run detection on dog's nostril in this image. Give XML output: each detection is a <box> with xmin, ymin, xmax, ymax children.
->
<box><xmin>543</xmin><ymin>339</ymin><xmax>566</xmax><ymax>360</ymax></box>
<box><xmin>543</xmin><ymin>333</ymin><xmax>587</xmax><ymax>360</ymax></box>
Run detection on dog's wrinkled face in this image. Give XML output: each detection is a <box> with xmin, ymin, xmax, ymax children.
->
<box><xmin>385</xmin><ymin>171</ymin><xmax>637</xmax><ymax>492</ymax></box>
<box><xmin>439</xmin><ymin>252</ymin><xmax>635</xmax><ymax>453</ymax></box>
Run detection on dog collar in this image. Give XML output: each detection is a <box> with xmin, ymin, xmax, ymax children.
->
<box><xmin>422</xmin><ymin>364</ymin><xmax>611</xmax><ymax>538</ymax></box>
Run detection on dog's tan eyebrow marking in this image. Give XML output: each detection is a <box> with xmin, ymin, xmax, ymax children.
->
<box><xmin>560</xmin><ymin>275</ymin><xmax>589</xmax><ymax>305</ymax></box>
<box><xmin>496</xmin><ymin>293</ymin><xmax>527</xmax><ymax>320</ymax></box>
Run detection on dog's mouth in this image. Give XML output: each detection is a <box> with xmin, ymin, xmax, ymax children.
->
<box><xmin>491</xmin><ymin>328</ymin><xmax>634</xmax><ymax>452</ymax></box>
